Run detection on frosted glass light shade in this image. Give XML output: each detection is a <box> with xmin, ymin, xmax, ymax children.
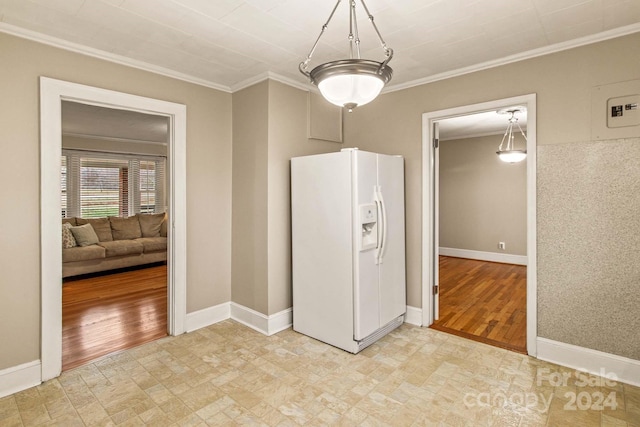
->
<box><xmin>497</xmin><ymin>150</ymin><xmax>527</xmax><ymax>163</ymax></box>
<box><xmin>318</xmin><ymin>74</ymin><xmax>384</xmax><ymax>108</ymax></box>
<box><xmin>309</xmin><ymin>59</ymin><xmax>393</xmax><ymax>111</ymax></box>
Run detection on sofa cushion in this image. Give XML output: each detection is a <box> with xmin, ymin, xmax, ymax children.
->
<box><xmin>70</xmin><ymin>223</ymin><xmax>100</xmax><ymax>247</ymax></box>
<box><xmin>62</xmin><ymin>217</ymin><xmax>77</xmax><ymax>226</ymax></box>
<box><xmin>62</xmin><ymin>245</ymin><xmax>106</xmax><ymax>263</ymax></box>
<box><xmin>137</xmin><ymin>213</ymin><xmax>165</xmax><ymax>237</ymax></box>
<box><xmin>135</xmin><ymin>237</ymin><xmax>167</xmax><ymax>253</ymax></box>
<box><xmin>98</xmin><ymin>240</ymin><xmax>144</xmax><ymax>257</ymax></box>
<box><xmin>109</xmin><ymin>216</ymin><xmax>142</xmax><ymax>240</ymax></box>
<box><xmin>77</xmin><ymin>217</ymin><xmax>113</xmax><ymax>242</ymax></box>
<box><xmin>62</xmin><ymin>222</ymin><xmax>77</xmax><ymax>249</ymax></box>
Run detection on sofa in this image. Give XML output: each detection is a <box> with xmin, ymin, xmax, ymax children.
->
<box><xmin>62</xmin><ymin>213</ymin><xmax>168</xmax><ymax>278</ymax></box>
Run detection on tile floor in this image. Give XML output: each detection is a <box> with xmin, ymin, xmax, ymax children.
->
<box><xmin>1</xmin><ymin>321</ymin><xmax>638</xmax><ymax>426</ymax></box>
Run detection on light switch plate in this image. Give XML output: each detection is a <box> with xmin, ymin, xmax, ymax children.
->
<box><xmin>607</xmin><ymin>94</ymin><xmax>639</xmax><ymax>128</ymax></box>
<box><xmin>592</xmin><ymin>79</ymin><xmax>640</xmax><ymax>140</ymax></box>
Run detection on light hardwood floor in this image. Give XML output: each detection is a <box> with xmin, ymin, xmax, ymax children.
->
<box><xmin>431</xmin><ymin>256</ymin><xmax>527</xmax><ymax>353</ymax></box>
<box><xmin>62</xmin><ymin>264</ymin><xmax>168</xmax><ymax>371</ymax></box>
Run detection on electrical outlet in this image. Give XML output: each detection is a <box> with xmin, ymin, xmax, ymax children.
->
<box><xmin>498</xmin><ymin>242</ymin><xmax>506</xmax><ymax>250</ymax></box>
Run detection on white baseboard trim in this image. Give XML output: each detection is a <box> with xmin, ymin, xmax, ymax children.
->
<box><xmin>537</xmin><ymin>337</ymin><xmax>640</xmax><ymax>388</ymax></box>
<box><xmin>185</xmin><ymin>302</ymin><xmax>231</xmax><ymax>333</ymax></box>
<box><xmin>0</xmin><ymin>360</ymin><xmax>41</xmax><ymax>399</ymax></box>
<box><xmin>439</xmin><ymin>247</ymin><xmax>527</xmax><ymax>266</ymax></box>
<box><xmin>230</xmin><ymin>303</ymin><xmax>292</xmax><ymax>336</ymax></box>
<box><xmin>404</xmin><ymin>306</ymin><xmax>422</xmax><ymax>326</ymax></box>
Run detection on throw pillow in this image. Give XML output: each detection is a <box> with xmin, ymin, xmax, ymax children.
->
<box><xmin>76</xmin><ymin>217</ymin><xmax>113</xmax><ymax>242</ymax></box>
<box><xmin>70</xmin><ymin>223</ymin><xmax>100</xmax><ymax>247</ymax></box>
<box><xmin>62</xmin><ymin>222</ymin><xmax>77</xmax><ymax>249</ymax></box>
<box><xmin>137</xmin><ymin>213</ymin><xmax>165</xmax><ymax>237</ymax></box>
<box><xmin>109</xmin><ymin>216</ymin><xmax>142</xmax><ymax>240</ymax></box>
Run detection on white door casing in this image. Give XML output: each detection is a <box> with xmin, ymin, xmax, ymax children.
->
<box><xmin>40</xmin><ymin>77</ymin><xmax>187</xmax><ymax>381</ymax></box>
<box><xmin>421</xmin><ymin>94</ymin><xmax>538</xmax><ymax>356</ymax></box>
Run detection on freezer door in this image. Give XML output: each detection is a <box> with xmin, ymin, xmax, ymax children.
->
<box><xmin>377</xmin><ymin>154</ymin><xmax>407</xmax><ymax>326</ymax></box>
<box><xmin>353</xmin><ymin>150</ymin><xmax>381</xmax><ymax>340</ymax></box>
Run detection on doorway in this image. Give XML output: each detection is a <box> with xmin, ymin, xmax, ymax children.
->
<box><xmin>60</xmin><ymin>101</ymin><xmax>171</xmax><ymax>370</ymax></box>
<box><xmin>40</xmin><ymin>77</ymin><xmax>187</xmax><ymax>381</ymax></box>
<box><xmin>421</xmin><ymin>94</ymin><xmax>537</xmax><ymax>356</ymax></box>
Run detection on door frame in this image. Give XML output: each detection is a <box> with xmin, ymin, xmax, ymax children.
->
<box><xmin>421</xmin><ymin>94</ymin><xmax>538</xmax><ymax>356</ymax></box>
<box><xmin>40</xmin><ymin>77</ymin><xmax>187</xmax><ymax>380</ymax></box>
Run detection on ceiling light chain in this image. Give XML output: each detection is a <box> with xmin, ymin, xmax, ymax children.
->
<box><xmin>299</xmin><ymin>0</ymin><xmax>394</xmax><ymax>112</ymax></box>
<box><xmin>360</xmin><ymin>0</ymin><xmax>394</xmax><ymax>70</ymax></box>
<box><xmin>299</xmin><ymin>0</ymin><xmax>341</xmax><ymax>75</ymax></box>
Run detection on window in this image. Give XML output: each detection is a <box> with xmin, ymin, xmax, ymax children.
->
<box><xmin>62</xmin><ymin>150</ymin><xmax>166</xmax><ymax>218</ymax></box>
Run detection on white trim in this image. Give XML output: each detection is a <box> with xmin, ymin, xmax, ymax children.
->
<box><xmin>230</xmin><ymin>303</ymin><xmax>293</xmax><ymax>336</ymax></box>
<box><xmin>421</xmin><ymin>94</ymin><xmax>537</xmax><ymax>357</ymax></box>
<box><xmin>0</xmin><ymin>361</ymin><xmax>41</xmax><ymax>399</ymax></box>
<box><xmin>385</xmin><ymin>23</ymin><xmax>640</xmax><ymax>94</ymax></box>
<box><xmin>439</xmin><ymin>247</ymin><xmax>527</xmax><ymax>266</ymax></box>
<box><xmin>185</xmin><ymin>303</ymin><xmax>231</xmax><ymax>332</ymax></box>
<box><xmin>40</xmin><ymin>77</ymin><xmax>187</xmax><ymax>381</ymax></box>
<box><xmin>537</xmin><ymin>338</ymin><xmax>640</xmax><ymax>388</ymax></box>
<box><xmin>0</xmin><ymin>23</ymin><xmax>230</xmax><ymax>93</ymax></box>
<box><xmin>404</xmin><ymin>306</ymin><xmax>422</xmax><ymax>326</ymax></box>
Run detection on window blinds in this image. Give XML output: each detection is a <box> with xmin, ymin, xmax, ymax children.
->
<box><xmin>61</xmin><ymin>149</ymin><xmax>166</xmax><ymax>219</ymax></box>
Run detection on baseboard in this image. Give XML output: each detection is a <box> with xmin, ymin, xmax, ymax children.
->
<box><xmin>0</xmin><ymin>360</ymin><xmax>41</xmax><ymax>399</ymax></box>
<box><xmin>404</xmin><ymin>306</ymin><xmax>422</xmax><ymax>326</ymax></box>
<box><xmin>185</xmin><ymin>302</ymin><xmax>231</xmax><ymax>332</ymax></box>
<box><xmin>537</xmin><ymin>337</ymin><xmax>640</xmax><ymax>387</ymax></box>
<box><xmin>230</xmin><ymin>303</ymin><xmax>292</xmax><ymax>336</ymax></box>
<box><xmin>439</xmin><ymin>247</ymin><xmax>527</xmax><ymax>266</ymax></box>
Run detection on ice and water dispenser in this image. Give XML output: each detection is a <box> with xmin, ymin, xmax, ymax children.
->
<box><xmin>359</xmin><ymin>203</ymin><xmax>378</xmax><ymax>251</ymax></box>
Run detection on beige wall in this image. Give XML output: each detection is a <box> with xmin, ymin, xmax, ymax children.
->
<box><xmin>232</xmin><ymin>81</ymin><xmax>339</xmax><ymax>315</ymax></box>
<box><xmin>439</xmin><ymin>135</ymin><xmax>526</xmax><ymax>256</ymax></box>
<box><xmin>0</xmin><ymin>33</ymin><xmax>232</xmax><ymax>370</ymax></box>
<box><xmin>231</xmin><ymin>81</ymin><xmax>270</xmax><ymax>314</ymax></box>
<box><xmin>343</xmin><ymin>33</ymin><xmax>640</xmax><ymax>360</ymax></box>
<box><xmin>266</xmin><ymin>81</ymin><xmax>339</xmax><ymax>314</ymax></box>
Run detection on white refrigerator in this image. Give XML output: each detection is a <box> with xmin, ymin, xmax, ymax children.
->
<box><xmin>291</xmin><ymin>148</ymin><xmax>406</xmax><ymax>353</ymax></box>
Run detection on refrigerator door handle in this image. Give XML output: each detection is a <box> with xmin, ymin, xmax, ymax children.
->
<box><xmin>377</xmin><ymin>187</ymin><xmax>388</xmax><ymax>264</ymax></box>
<box><xmin>374</xmin><ymin>188</ymin><xmax>383</xmax><ymax>265</ymax></box>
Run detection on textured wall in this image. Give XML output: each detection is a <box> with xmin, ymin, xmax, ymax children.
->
<box><xmin>538</xmin><ymin>138</ymin><xmax>640</xmax><ymax>360</ymax></box>
<box><xmin>439</xmin><ymin>135</ymin><xmax>527</xmax><ymax>255</ymax></box>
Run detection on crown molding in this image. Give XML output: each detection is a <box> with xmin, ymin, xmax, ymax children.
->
<box><xmin>230</xmin><ymin>71</ymin><xmax>313</xmax><ymax>93</ymax></box>
<box><xmin>0</xmin><ymin>22</ymin><xmax>232</xmax><ymax>93</ymax></box>
<box><xmin>384</xmin><ymin>23</ymin><xmax>640</xmax><ymax>94</ymax></box>
<box><xmin>3</xmin><ymin>21</ymin><xmax>639</xmax><ymax>97</ymax></box>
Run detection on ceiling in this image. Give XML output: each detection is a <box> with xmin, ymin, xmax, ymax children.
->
<box><xmin>1</xmin><ymin>0</ymin><xmax>639</xmax><ymax>93</ymax></box>
<box><xmin>438</xmin><ymin>108</ymin><xmax>527</xmax><ymax>141</ymax></box>
<box><xmin>62</xmin><ymin>101</ymin><xmax>169</xmax><ymax>144</ymax></box>
<box><xmin>4</xmin><ymin>0</ymin><xmax>638</xmax><ymax>140</ymax></box>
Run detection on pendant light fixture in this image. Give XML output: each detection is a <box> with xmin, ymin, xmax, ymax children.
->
<box><xmin>299</xmin><ymin>0</ymin><xmax>393</xmax><ymax>112</ymax></box>
<box><xmin>496</xmin><ymin>108</ymin><xmax>527</xmax><ymax>163</ymax></box>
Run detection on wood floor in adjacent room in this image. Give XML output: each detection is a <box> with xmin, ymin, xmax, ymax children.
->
<box><xmin>62</xmin><ymin>264</ymin><xmax>168</xmax><ymax>371</ymax></box>
<box><xmin>431</xmin><ymin>256</ymin><xmax>527</xmax><ymax>353</ymax></box>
